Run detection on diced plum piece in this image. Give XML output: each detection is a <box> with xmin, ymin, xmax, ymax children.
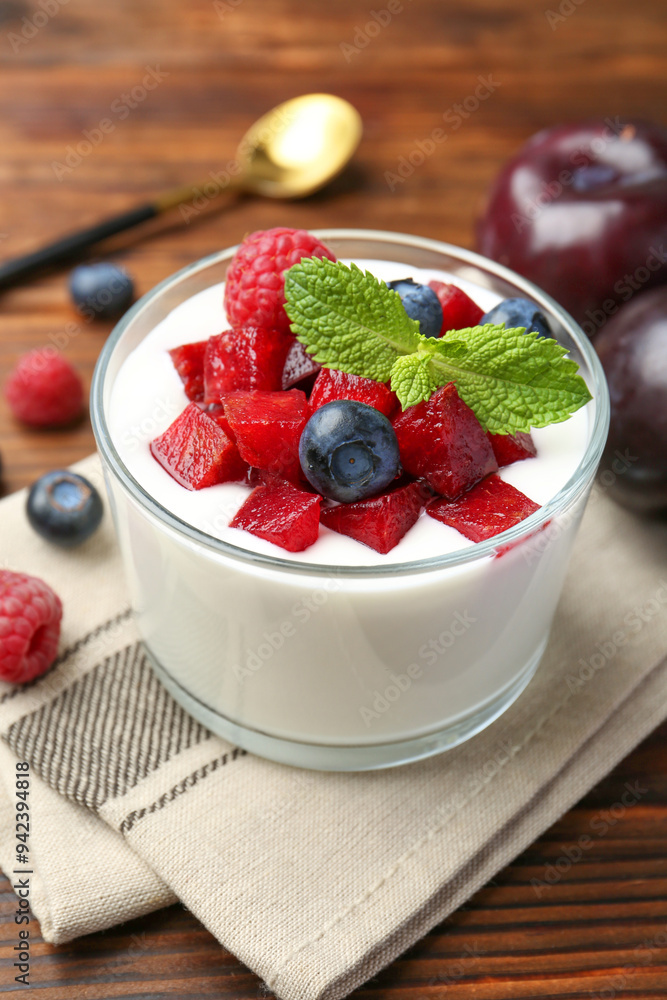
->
<box><xmin>204</xmin><ymin>326</ymin><xmax>291</xmax><ymax>403</ymax></box>
<box><xmin>320</xmin><ymin>480</ymin><xmax>430</xmax><ymax>554</ymax></box>
<box><xmin>230</xmin><ymin>481</ymin><xmax>321</xmax><ymax>552</ymax></box>
<box><xmin>487</xmin><ymin>431</ymin><xmax>537</xmax><ymax>467</ymax></box>
<box><xmin>246</xmin><ymin>467</ymin><xmax>318</xmax><ymax>491</ymax></box>
<box><xmin>168</xmin><ymin>340</ymin><xmax>207</xmax><ymax>402</ymax></box>
<box><xmin>282</xmin><ymin>339</ymin><xmax>321</xmax><ymax>390</ymax></box>
<box><xmin>200</xmin><ymin>402</ymin><xmax>235</xmax><ymax>440</ymax></box>
<box><xmin>428</xmin><ymin>281</ymin><xmax>484</xmax><ymax>335</ymax></box>
<box><xmin>427</xmin><ymin>474</ymin><xmax>540</xmax><ymax>542</ymax></box>
<box><xmin>309</xmin><ymin>368</ymin><xmax>398</xmax><ymax>418</ymax></box>
<box><xmin>393</xmin><ymin>383</ymin><xmax>497</xmax><ymax>499</ymax></box>
<box><xmin>150</xmin><ymin>402</ymin><xmax>247</xmax><ymax>490</ymax></box>
<box><xmin>221</xmin><ymin>389</ymin><xmax>309</xmax><ymax>483</ymax></box>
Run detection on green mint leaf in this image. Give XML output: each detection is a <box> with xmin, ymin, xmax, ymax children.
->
<box><xmin>424</xmin><ymin>324</ymin><xmax>593</xmax><ymax>434</ymax></box>
<box><xmin>284</xmin><ymin>257</ymin><xmax>420</xmax><ymax>381</ymax></box>
<box><xmin>284</xmin><ymin>256</ymin><xmax>592</xmax><ymax>434</ymax></box>
<box><xmin>390</xmin><ymin>354</ymin><xmax>437</xmax><ymax>408</ymax></box>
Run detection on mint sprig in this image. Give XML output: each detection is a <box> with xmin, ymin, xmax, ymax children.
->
<box><xmin>284</xmin><ymin>258</ymin><xmax>592</xmax><ymax>435</ymax></box>
<box><xmin>284</xmin><ymin>258</ymin><xmax>420</xmax><ymax>380</ymax></box>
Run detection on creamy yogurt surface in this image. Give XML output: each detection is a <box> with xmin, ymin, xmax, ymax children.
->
<box><xmin>108</xmin><ymin>258</ymin><xmax>592</xmax><ymax>567</ymax></box>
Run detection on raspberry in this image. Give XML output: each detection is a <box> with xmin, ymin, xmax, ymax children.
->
<box><xmin>224</xmin><ymin>228</ymin><xmax>336</xmax><ymax>335</ymax></box>
<box><xmin>0</xmin><ymin>570</ymin><xmax>62</xmax><ymax>683</ymax></box>
<box><xmin>5</xmin><ymin>349</ymin><xmax>84</xmax><ymax>427</ymax></box>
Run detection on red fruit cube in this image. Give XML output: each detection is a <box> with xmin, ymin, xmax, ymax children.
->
<box><xmin>320</xmin><ymin>480</ymin><xmax>430</xmax><ymax>554</ymax></box>
<box><xmin>168</xmin><ymin>340</ymin><xmax>207</xmax><ymax>402</ymax></box>
<box><xmin>282</xmin><ymin>339</ymin><xmax>321</xmax><ymax>390</ymax></box>
<box><xmin>230</xmin><ymin>481</ymin><xmax>321</xmax><ymax>552</ymax></box>
<box><xmin>200</xmin><ymin>402</ymin><xmax>235</xmax><ymax>440</ymax></box>
<box><xmin>393</xmin><ymin>384</ymin><xmax>497</xmax><ymax>499</ymax></box>
<box><xmin>309</xmin><ymin>368</ymin><xmax>398</xmax><ymax>418</ymax></box>
<box><xmin>428</xmin><ymin>281</ymin><xmax>484</xmax><ymax>335</ymax></box>
<box><xmin>204</xmin><ymin>326</ymin><xmax>291</xmax><ymax>403</ymax></box>
<box><xmin>246</xmin><ymin>467</ymin><xmax>315</xmax><ymax>491</ymax></box>
<box><xmin>221</xmin><ymin>389</ymin><xmax>309</xmax><ymax>483</ymax></box>
<box><xmin>427</xmin><ymin>474</ymin><xmax>540</xmax><ymax>542</ymax></box>
<box><xmin>487</xmin><ymin>431</ymin><xmax>537</xmax><ymax>467</ymax></box>
<box><xmin>150</xmin><ymin>402</ymin><xmax>247</xmax><ymax>490</ymax></box>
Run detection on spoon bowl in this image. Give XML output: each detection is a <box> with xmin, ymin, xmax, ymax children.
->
<box><xmin>237</xmin><ymin>93</ymin><xmax>363</xmax><ymax>198</ymax></box>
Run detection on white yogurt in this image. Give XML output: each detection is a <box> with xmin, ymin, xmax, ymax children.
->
<box><xmin>108</xmin><ymin>259</ymin><xmax>590</xmax><ymax>567</ymax></box>
<box><xmin>97</xmin><ymin>243</ymin><xmax>601</xmax><ymax>768</ymax></box>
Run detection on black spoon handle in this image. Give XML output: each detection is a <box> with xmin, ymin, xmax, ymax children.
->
<box><xmin>0</xmin><ymin>203</ymin><xmax>158</xmax><ymax>290</ymax></box>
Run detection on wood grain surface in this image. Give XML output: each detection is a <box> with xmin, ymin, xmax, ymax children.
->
<box><xmin>1</xmin><ymin>0</ymin><xmax>666</xmax><ymax>996</ymax></box>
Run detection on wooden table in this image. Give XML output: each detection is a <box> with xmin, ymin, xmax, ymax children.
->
<box><xmin>1</xmin><ymin>1</ymin><xmax>666</xmax><ymax>995</ymax></box>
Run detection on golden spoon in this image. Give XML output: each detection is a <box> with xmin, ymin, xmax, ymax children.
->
<box><xmin>0</xmin><ymin>93</ymin><xmax>362</xmax><ymax>290</ymax></box>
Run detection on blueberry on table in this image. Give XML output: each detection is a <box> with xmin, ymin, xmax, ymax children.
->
<box><xmin>387</xmin><ymin>278</ymin><xmax>443</xmax><ymax>339</ymax></box>
<box><xmin>299</xmin><ymin>399</ymin><xmax>400</xmax><ymax>503</ymax></box>
<box><xmin>481</xmin><ymin>297</ymin><xmax>552</xmax><ymax>338</ymax></box>
<box><xmin>27</xmin><ymin>471</ymin><xmax>104</xmax><ymax>548</ymax></box>
<box><xmin>69</xmin><ymin>262</ymin><xmax>134</xmax><ymax>320</ymax></box>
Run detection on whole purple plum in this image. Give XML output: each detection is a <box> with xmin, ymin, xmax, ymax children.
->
<box><xmin>595</xmin><ymin>286</ymin><xmax>667</xmax><ymax>513</ymax></box>
<box><xmin>477</xmin><ymin>120</ymin><xmax>667</xmax><ymax>332</ymax></box>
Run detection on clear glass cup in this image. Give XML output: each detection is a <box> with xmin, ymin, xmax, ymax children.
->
<box><xmin>91</xmin><ymin>230</ymin><xmax>610</xmax><ymax>770</ymax></box>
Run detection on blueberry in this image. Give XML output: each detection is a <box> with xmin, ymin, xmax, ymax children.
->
<box><xmin>27</xmin><ymin>471</ymin><xmax>103</xmax><ymax>548</ymax></box>
<box><xmin>299</xmin><ymin>399</ymin><xmax>400</xmax><ymax>503</ymax></box>
<box><xmin>481</xmin><ymin>297</ymin><xmax>553</xmax><ymax>338</ymax></box>
<box><xmin>69</xmin><ymin>262</ymin><xmax>134</xmax><ymax>320</ymax></box>
<box><xmin>387</xmin><ymin>278</ymin><xmax>443</xmax><ymax>339</ymax></box>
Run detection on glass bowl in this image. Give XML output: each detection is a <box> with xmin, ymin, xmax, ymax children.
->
<box><xmin>91</xmin><ymin>230</ymin><xmax>609</xmax><ymax>770</ymax></box>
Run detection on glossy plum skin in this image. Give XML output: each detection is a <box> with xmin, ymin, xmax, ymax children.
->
<box><xmin>476</xmin><ymin>120</ymin><xmax>667</xmax><ymax>327</ymax></box>
<box><xmin>595</xmin><ymin>286</ymin><xmax>667</xmax><ymax>513</ymax></box>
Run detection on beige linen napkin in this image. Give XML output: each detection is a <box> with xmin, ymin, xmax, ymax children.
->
<box><xmin>1</xmin><ymin>453</ymin><xmax>667</xmax><ymax>1000</ymax></box>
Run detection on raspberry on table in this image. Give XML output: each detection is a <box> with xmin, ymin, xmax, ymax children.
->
<box><xmin>5</xmin><ymin>348</ymin><xmax>84</xmax><ymax>427</ymax></box>
<box><xmin>223</xmin><ymin>227</ymin><xmax>336</xmax><ymax>335</ymax></box>
<box><xmin>0</xmin><ymin>570</ymin><xmax>63</xmax><ymax>684</ymax></box>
